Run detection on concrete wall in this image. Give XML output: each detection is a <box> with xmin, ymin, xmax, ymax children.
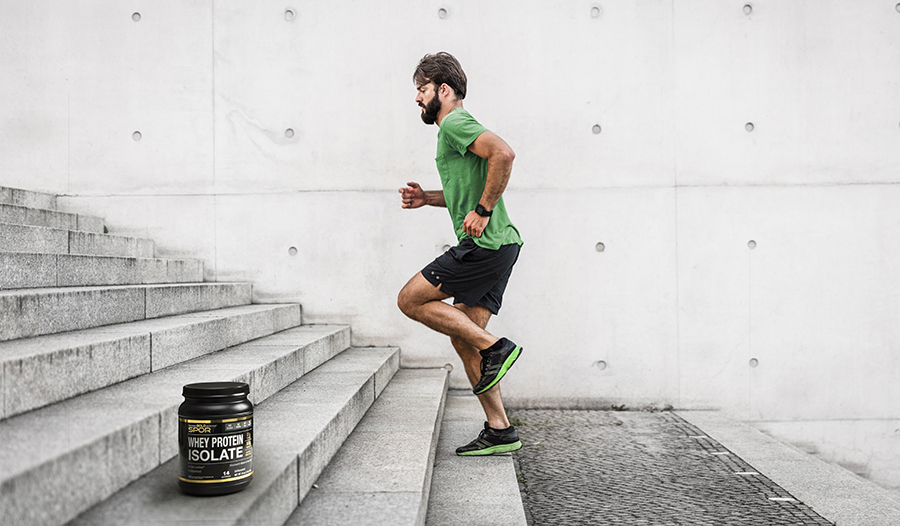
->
<box><xmin>3</xmin><ymin>1</ymin><xmax>900</xmax><ymax>423</ymax></box>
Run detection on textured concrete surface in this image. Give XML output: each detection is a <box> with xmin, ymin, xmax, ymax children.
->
<box><xmin>68</xmin><ymin>347</ymin><xmax>399</xmax><ymax>526</ymax></box>
<box><xmin>0</xmin><ymin>222</ymin><xmax>68</xmax><ymax>254</ymax></box>
<box><xmin>426</xmin><ymin>392</ymin><xmax>528</xmax><ymax>526</ymax></box>
<box><xmin>0</xmin><ymin>283</ymin><xmax>253</xmax><ymax>341</ymax></box>
<box><xmin>0</xmin><ymin>186</ymin><xmax>57</xmax><ymax>210</ymax></box>
<box><xmin>147</xmin><ymin>303</ymin><xmax>300</xmax><ymax>369</ymax></box>
<box><xmin>1</xmin><ymin>253</ymin><xmax>204</xmax><ymax>289</ymax></box>
<box><xmin>0</xmin><ymin>304</ymin><xmax>307</xmax><ymax>419</ymax></box>
<box><xmin>144</xmin><ymin>282</ymin><xmax>251</xmax><ymax>318</ymax></box>
<box><xmin>0</xmin><ymin>252</ymin><xmax>57</xmax><ymax>289</ymax></box>
<box><xmin>0</xmin><ymin>202</ymin><xmax>77</xmax><ymax>230</ymax></box>
<box><xmin>289</xmin><ymin>368</ymin><xmax>448</xmax><ymax>526</ymax></box>
<box><xmin>681</xmin><ymin>411</ymin><xmax>900</xmax><ymax>526</ymax></box>
<box><xmin>69</xmin><ymin>230</ymin><xmax>154</xmax><ymax>258</ymax></box>
<box><xmin>510</xmin><ymin>409</ymin><xmax>834</xmax><ymax>525</ymax></box>
<box><xmin>0</xmin><ymin>285</ymin><xmax>146</xmax><ymax>341</ymax></box>
<box><xmin>1</xmin><ymin>325</ymin><xmax>356</xmax><ymax>526</ymax></box>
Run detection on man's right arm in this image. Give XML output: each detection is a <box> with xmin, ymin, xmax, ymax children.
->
<box><xmin>399</xmin><ymin>182</ymin><xmax>446</xmax><ymax>209</ymax></box>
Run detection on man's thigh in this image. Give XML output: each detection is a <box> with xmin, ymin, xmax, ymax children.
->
<box><xmin>399</xmin><ymin>272</ymin><xmax>451</xmax><ymax>307</ymax></box>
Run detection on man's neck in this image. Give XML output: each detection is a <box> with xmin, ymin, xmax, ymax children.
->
<box><xmin>436</xmin><ymin>101</ymin><xmax>464</xmax><ymax>127</ymax></box>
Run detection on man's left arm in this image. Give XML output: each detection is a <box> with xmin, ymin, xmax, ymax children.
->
<box><xmin>463</xmin><ymin>131</ymin><xmax>516</xmax><ymax>238</ymax></box>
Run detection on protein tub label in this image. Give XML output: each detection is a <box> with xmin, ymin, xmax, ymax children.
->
<box><xmin>178</xmin><ymin>415</ymin><xmax>253</xmax><ymax>483</ymax></box>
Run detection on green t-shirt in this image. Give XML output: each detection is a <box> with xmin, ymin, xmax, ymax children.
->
<box><xmin>435</xmin><ymin>108</ymin><xmax>523</xmax><ymax>250</ymax></box>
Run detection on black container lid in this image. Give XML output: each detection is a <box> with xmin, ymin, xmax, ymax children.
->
<box><xmin>182</xmin><ymin>381</ymin><xmax>250</xmax><ymax>398</ymax></box>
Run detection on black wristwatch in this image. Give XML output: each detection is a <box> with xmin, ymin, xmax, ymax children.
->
<box><xmin>475</xmin><ymin>204</ymin><xmax>493</xmax><ymax>217</ymax></box>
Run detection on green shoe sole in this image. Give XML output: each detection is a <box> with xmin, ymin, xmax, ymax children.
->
<box><xmin>457</xmin><ymin>440</ymin><xmax>523</xmax><ymax>456</ymax></box>
<box><xmin>473</xmin><ymin>346</ymin><xmax>522</xmax><ymax>395</ymax></box>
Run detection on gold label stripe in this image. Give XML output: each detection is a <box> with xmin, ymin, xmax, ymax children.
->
<box><xmin>179</xmin><ymin>416</ymin><xmax>252</xmax><ymax>424</ymax></box>
<box><xmin>178</xmin><ymin>471</ymin><xmax>253</xmax><ymax>484</ymax></box>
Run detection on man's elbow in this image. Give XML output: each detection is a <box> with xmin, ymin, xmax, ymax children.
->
<box><xmin>497</xmin><ymin>146</ymin><xmax>515</xmax><ymax>164</ymax></box>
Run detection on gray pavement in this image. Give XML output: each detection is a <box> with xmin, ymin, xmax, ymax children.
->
<box><xmin>510</xmin><ymin>409</ymin><xmax>834</xmax><ymax>525</ymax></box>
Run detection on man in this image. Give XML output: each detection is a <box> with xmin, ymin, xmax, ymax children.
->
<box><xmin>397</xmin><ymin>52</ymin><xmax>525</xmax><ymax>456</ymax></box>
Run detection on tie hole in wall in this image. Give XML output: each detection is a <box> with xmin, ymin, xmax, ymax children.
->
<box><xmin>592</xmin><ymin>124</ymin><xmax>602</xmax><ymax>134</ymax></box>
<box><xmin>285</xmin><ymin>128</ymin><xmax>294</xmax><ymax>138</ymax></box>
<box><xmin>591</xmin><ymin>6</ymin><xmax>602</xmax><ymax>18</ymax></box>
<box><xmin>438</xmin><ymin>8</ymin><xmax>448</xmax><ymax>19</ymax></box>
<box><xmin>595</xmin><ymin>242</ymin><xmax>605</xmax><ymax>252</ymax></box>
<box><xmin>132</xmin><ymin>12</ymin><xmax>141</xmax><ymax>22</ymax></box>
<box><xmin>745</xmin><ymin>122</ymin><xmax>755</xmax><ymax>132</ymax></box>
<box><xmin>132</xmin><ymin>131</ymin><xmax>142</xmax><ymax>141</ymax></box>
<box><xmin>285</xmin><ymin>9</ymin><xmax>295</xmax><ymax>21</ymax></box>
<box><xmin>743</xmin><ymin>4</ymin><xmax>753</xmax><ymax>15</ymax></box>
<box><xmin>288</xmin><ymin>247</ymin><xmax>298</xmax><ymax>256</ymax></box>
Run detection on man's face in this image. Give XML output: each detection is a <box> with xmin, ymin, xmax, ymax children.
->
<box><xmin>416</xmin><ymin>82</ymin><xmax>441</xmax><ymax>125</ymax></box>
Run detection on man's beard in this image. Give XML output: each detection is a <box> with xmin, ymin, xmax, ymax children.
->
<box><xmin>420</xmin><ymin>95</ymin><xmax>441</xmax><ymax>125</ymax></box>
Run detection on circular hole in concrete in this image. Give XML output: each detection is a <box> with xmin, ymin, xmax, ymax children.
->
<box><xmin>595</xmin><ymin>242</ymin><xmax>605</xmax><ymax>252</ymax></box>
<box><xmin>132</xmin><ymin>131</ymin><xmax>142</xmax><ymax>141</ymax></box>
<box><xmin>443</xmin><ymin>363</ymin><xmax>454</xmax><ymax>372</ymax></box>
<box><xmin>745</xmin><ymin>122</ymin><xmax>755</xmax><ymax>132</ymax></box>
<box><xmin>285</xmin><ymin>128</ymin><xmax>295</xmax><ymax>138</ymax></box>
<box><xmin>442</xmin><ymin>244</ymin><xmax>452</xmax><ymax>252</ymax></box>
<box><xmin>896</xmin><ymin>3</ymin><xmax>900</xmax><ymax>13</ymax></box>
<box><xmin>748</xmin><ymin>240</ymin><xmax>757</xmax><ymax>249</ymax></box>
<box><xmin>591</xmin><ymin>6</ymin><xmax>602</xmax><ymax>18</ymax></box>
<box><xmin>749</xmin><ymin>358</ymin><xmax>759</xmax><ymax>368</ymax></box>
<box><xmin>288</xmin><ymin>246</ymin><xmax>298</xmax><ymax>256</ymax></box>
<box><xmin>592</xmin><ymin>124</ymin><xmax>602</xmax><ymax>134</ymax></box>
<box><xmin>743</xmin><ymin>4</ymin><xmax>752</xmax><ymax>15</ymax></box>
<box><xmin>438</xmin><ymin>8</ymin><xmax>448</xmax><ymax>19</ymax></box>
<box><xmin>132</xmin><ymin>12</ymin><xmax>141</xmax><ymax>22</ymax></box>
<box><xmin>285</xmin><ymin>9</ymin><xmax>295</xmax><ymax>21</ymax></box>
<box><xmin>595</xmin><ymin>360</ymin><xmax>608</xmax><ymax>370</ymax></box>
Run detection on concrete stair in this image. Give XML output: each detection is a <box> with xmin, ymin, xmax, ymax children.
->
<box><xmin>289</xmin><ymin>368</ymin><xmax>449</xmax><ymax>526</ymax></box>
<box><xmin>0</xmin><ymin>185</ymin><xmax>525</xmax><ymax>526</ymax></box>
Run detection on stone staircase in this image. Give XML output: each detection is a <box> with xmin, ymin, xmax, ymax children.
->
<box><xmin>0</xmin><ymin>185</ymin><xmax>470</xmax><ymax>526</ymax></box>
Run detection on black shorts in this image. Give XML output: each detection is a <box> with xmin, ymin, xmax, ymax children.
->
<box><xmin>421</xmin><ymin>239</ymin><xmax>520</xmax><ymax>315</ymax></box>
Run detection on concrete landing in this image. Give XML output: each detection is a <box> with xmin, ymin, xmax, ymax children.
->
<box><xmin>680</xmin><ymin>411</ymin><xmax>900</xmax><ymax>526</ymax></box>
<box><xmin>425</xmin><ymin>391</ymin><xmax>528</xmax><ymax>526</ymax></box>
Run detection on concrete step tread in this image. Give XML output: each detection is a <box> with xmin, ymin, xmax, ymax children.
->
<box><xmin>289</xmin><ymin>367</ymin><xmax>449</xmax><ymax>526</ymax></box>
<box><xmin>0</xmin><ymin>281</ymin><xmax>253</xmax><ymax>342</ymax></box>
<box><xmin>0</xmin><ymin>222</ymin><xmax>154</xmax><ymax>258</ymax></box>
<box><xmin>1</xmin><ymin>325</ymin><xmax>357</xmax><ymax>526</ymax></box>
<box><xmin>0</xmin><ymin>252</ymin><xmax>205</xmax><ymax>289</ymax></box>
<box><xmin>0</xmin><ymin>185</ymin><xmax>57</xmax><ymax>210</ymax></box>
<box><xmin>0</xmin><ymin>303</ymin><xmax>302</xmax><ymax>419</ymax></box>
<box><xmin>0</xmin><ymin>202</ymin><xmax>104</xmax><ymax>233</ymax></box>
<box><xmin>66</xmin><ymin>347</ymin><xmax>401</xmax><ymax>526</ymax></box>
<box><xmin>424</xmin><ymin>392</ymin><xmax>529</xmax><ymax>526</ymax></box>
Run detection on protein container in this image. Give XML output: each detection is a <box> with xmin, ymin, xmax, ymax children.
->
<box><xmin>178</xmin><ymin>382</ymin><xmax>253</xmax><ymax>496</ymax></box>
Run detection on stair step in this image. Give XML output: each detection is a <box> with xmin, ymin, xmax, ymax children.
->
<box><xmin>0</xmin><ymin>222</ymin><xmax>154</xmax><ymax>258</ymax></box>
<box><xmin>0</xmin><ymin>282</ymin><xmax>252</xmax><ymax>342</ymax></box>
<box><xmin>0</xmin><ymin>252</ymin><xmax>205</xmax><ymax>290</ymax></box>
<box><xmin>0</xmin><ymin>185</ymin><xmax>57</xmax><ymax>210</ymax></box>
<box><xmin>0</xmin><ymin>325</ymin><xmax>355</xmax><ymax>526</ymax></box>
<box><xmin>0</xmin><ymin>203</ymin><xmax>104</xmax><ymax>234</ymax></box>
<box><xmin>65</xmin><ymin>346</ymin><xmax>400</xmax><ymax>526</ymax></box>
<box><xmin>424</xmin><ymin>392</ymin><xmax>528</xmax><ymax>526</ymax></box>
<box><xmin>0</xmin><ymin>303</ymin><xmax>302</xmax><ymax>420</ymax></box>
<box><xmin>290</xmin><ymin>368</ymin><xmax>449</xmax><ymax>526</ymax></box>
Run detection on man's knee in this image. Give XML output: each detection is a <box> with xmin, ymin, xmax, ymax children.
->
<box><xmin>397</xmin><ymin>286</ymin><xmax>417</xmax><ymax>319</ymax></box>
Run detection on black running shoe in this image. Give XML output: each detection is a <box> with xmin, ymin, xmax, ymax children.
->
<box><xmin>456</xmin><ymin>422</ymin><xmax>523</xmax><ymax>456</ymax></box>
<box><xmin>472</xmin><ymin>338</ymin><xmax>522</xmax><ymax>395</ymax></box>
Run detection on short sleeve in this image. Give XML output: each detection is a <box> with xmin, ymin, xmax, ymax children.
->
<box><xmin>441</xmin><ymin>110</ymin><xmax>488</xmax><ymax>157</ymax></box>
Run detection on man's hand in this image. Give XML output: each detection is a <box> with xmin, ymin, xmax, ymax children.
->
<box><xmin>463</xmin><ymin>210</ymin><xmax>489</xmax><ymax>238</ymax></box>
<box><xmin>399</xmin><ymin>182</ymin><xmax>427</xmax><ymax>209</ymax></box>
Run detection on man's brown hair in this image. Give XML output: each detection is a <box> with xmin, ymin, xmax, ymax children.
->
<box><xmin>413</xmin><ymin>52</ymin><xmax>468</xmax><ymax>100</ymax></box>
